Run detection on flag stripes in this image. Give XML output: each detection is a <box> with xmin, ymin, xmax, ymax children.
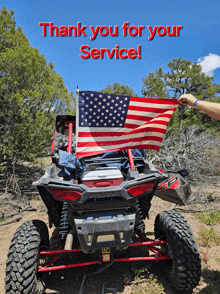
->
<box><xmin>76</xmin><ymin>91</ymin><xmax>179</xmax><ymax>158</ymax></box>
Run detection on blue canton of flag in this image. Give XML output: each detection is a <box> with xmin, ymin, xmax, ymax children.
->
<box><xmin>79</xmin><ymin>91</ymin><xmax>130</xmax><ymax>128</ymax></box>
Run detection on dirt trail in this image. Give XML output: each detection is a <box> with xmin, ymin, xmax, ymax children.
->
<box><xmin>0</xmin><ymin>187</ymin><xmax>220</xmax><ymax>294</ymax></box>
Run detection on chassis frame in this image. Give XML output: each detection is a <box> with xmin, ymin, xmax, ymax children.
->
<box><xmin>38</xmin><ymin>240</ymin><xmax>170</xmax><ymax>273</ymax></box>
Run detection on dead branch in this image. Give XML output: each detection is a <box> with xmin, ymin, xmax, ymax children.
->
<box><xmin>0</xmin><ymin>215</ymin><xmax>22</xmax><ymax>226</ymax></box>
<box><xmin>172</xmin><ymin>207</ymin><xmax>205</xmax><ymax>213</ymax></box>
<box><xmin>3</xmin><ymin>200</ymin><xmax>35</xmax><ymax>212</ymax></box>
<box><xmin>79</xmin><ymin>272</ymin><xmax>87</xmax><ymax>294</ymax></box>
<box><xmin>4</xmin><ymin>158</ymin><xmax>22</xmax><ymax>197</ymax></box>
<box><xmin>102</xmin><ymin>283</ymin><xmax>106</xmax><ymax>294</ymax></box>
<box><xmin>146</xmin><ymin>126</ymin><xmax>220</xmax><ymax>182</ymax></box>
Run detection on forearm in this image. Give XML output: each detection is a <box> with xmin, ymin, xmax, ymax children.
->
<box><xmin>178</xmin><ymin>94</ymin><xmax>220</xmax><ymax>121</ymax></box>
<box><xmin>196</xmin><ymin>100</ymin><xmax>220</xmax><ymax>120</ymax></box>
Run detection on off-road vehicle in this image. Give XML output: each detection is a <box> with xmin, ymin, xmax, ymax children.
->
<box><xmin>5</xmin><ymin>114</ymin><xmax>201</xmax><ymax>294</ymax></box>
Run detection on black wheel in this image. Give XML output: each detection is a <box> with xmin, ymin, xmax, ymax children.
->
<box><xmin>154</xmin><ymin>210</ymin><xmax>201</xmax><ymax>293</ymax></box>
<box><xmin>5</xmin><ymin>220</ymin><xmax>49</xmax><ymax>294</ymax></box>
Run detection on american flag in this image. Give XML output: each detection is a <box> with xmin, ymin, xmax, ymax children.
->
<box><xmin>76</xmin><ymin>91</ymin><xmax>179</xmax><ymax>158</ymax></box>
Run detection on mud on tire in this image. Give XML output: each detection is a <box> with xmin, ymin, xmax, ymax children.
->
<box><xmin>5</xmin><ymin>220</ymin><xmax>49</xmax><ymax>294</ymax></box>
<box><xmin>154</xmin><ymin>210</ymin><xmax>201</xmax><ymax>293</ymax></box>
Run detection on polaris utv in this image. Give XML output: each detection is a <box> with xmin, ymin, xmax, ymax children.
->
<box><xmin>5</xmin><ymin>114</ymin><xmax>201</xmax><ymax>294</ymax></box>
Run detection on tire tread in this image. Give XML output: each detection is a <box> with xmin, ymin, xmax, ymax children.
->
<box><xmin>5</xmin><ymin>220</ymin><xmax>49</xmax><ymax>294</ymax></box>
<box><xmin>155</xmin><ymin>210</ymin><xmax>201</xmax><ymax>293</ymax></box>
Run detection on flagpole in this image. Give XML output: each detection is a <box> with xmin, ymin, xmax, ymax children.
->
<box><xmin>75</xmin><ymin>87</ymin><xmax>79</xmax><ymax>184</ymax></box>
<box><xmin>75</xmin><ymin>86</ymin><xmax>79</xmax><ymax>156</ymax></box>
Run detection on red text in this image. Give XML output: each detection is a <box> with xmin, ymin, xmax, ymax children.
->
<box><xmin>148</xmin><ymin>25</ymin><xmax>183</xmax><ymax>40</ymax></box>
<box><xmin>122</xmin><ymin>22</ymin><xmax>145</xmax><ymax>37</ymax></box>
<box><xmin>80</xmin><ymin>45</ymin><xmax>141</xmax><ymax>59</ymax></box>
<box><xmin>39</xmin><ymin>22</ymin><xmax>87</xmax><ymax>37</ymax></box>
<box><xmin>90</xmin><ymin>25</ymin><xmax>118</xmax><ymax>40</ymax></box>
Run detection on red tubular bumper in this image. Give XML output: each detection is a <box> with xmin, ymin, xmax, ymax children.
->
<box><xmin>38</xmin><ymin>240</ymin><xmax>170</xmax><ymax>273</ymax></box>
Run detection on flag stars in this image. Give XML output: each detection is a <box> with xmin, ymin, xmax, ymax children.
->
<box><xmin>79</xmin><ymin>92</ymin><xmax>129</xmax><ymax>128</ymax></box>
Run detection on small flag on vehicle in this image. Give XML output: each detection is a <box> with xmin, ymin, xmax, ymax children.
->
<box><xmin>76</xmin><ymin>91</ymin><xmax>179</xmax><ymax>158</ymax></box>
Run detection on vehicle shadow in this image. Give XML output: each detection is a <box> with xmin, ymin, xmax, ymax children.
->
<box><xmin>45</xmin><ymin>230</ymin><xmax>204</xmax><ymax>294</ymax></box>
<box><xmin>196</xmin><ymin>267</ymin><xmax>220</xmax><ymax>294</ymax></box>
<box><xmin>45</xmin><ymin>259</ymin><xmax>178</xmax><ymax>294</ymax></box>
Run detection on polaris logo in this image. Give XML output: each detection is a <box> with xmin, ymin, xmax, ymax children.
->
<box><xmin>89</xmin><ymin>191</ymin><xmax>122</xmax><ymax>199</ymax></box>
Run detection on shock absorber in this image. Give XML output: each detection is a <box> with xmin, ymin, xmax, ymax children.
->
<box><xmin>135</xmin><ymin>200</ymin><xmax>146</xmax><ymax>238</ymax></box>
<box><xmin>59</xmin><ymin>202</ymin><xmax>70</xmax><ymax>241</ymax></box>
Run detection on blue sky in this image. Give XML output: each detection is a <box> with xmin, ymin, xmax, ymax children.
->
<box><xmin>2</xmin><ymin>0</ymin><xmax>220</xmax><ymax>96</ymax></box>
